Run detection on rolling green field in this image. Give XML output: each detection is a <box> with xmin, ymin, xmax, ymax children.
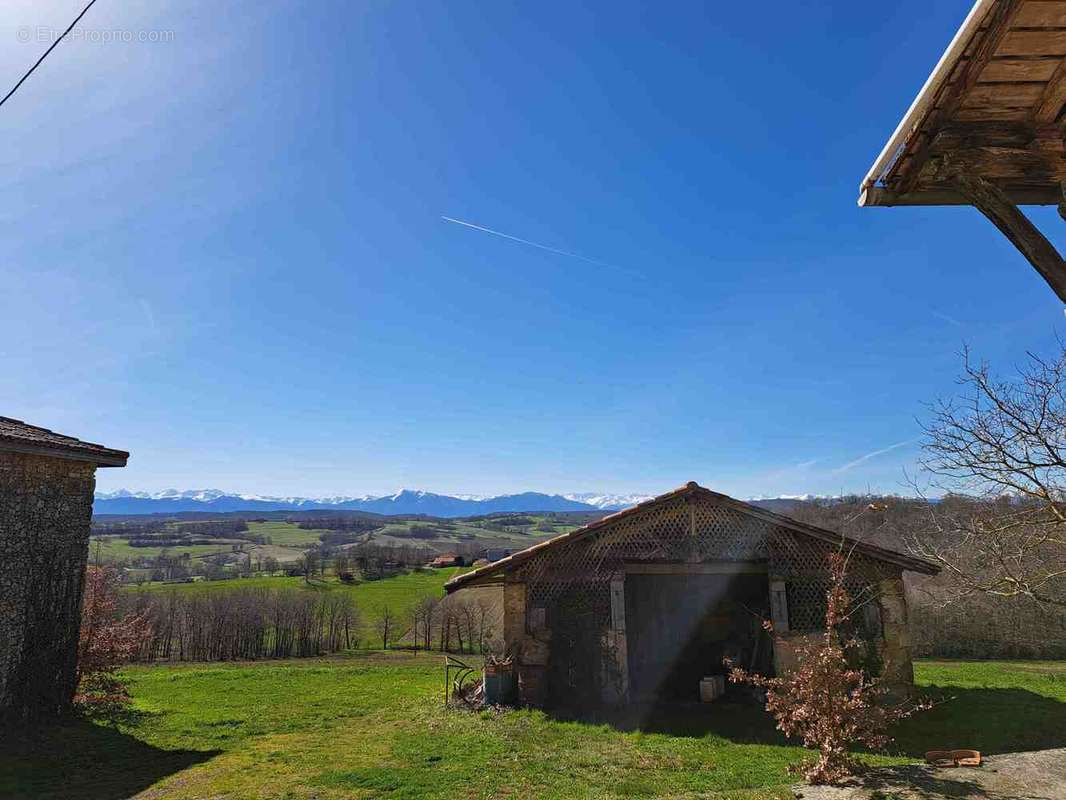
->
<box><xmin>4</xmin><ymin>658</ymin><xmax>1065</xmax><ymax>800</ymax></box>
<box><xmin>244</xmin><ymin>521</ymin><xmax>330</xmax><ymax>547</ymax></box>
<box><xmin>367</xmin><ymin>516</ymin><xmax>568</xmax><ymax>552</ymax></box>
<box><xmin>89</xmin><ymin>516</ymin><xmax>571</xmax><ymax>569</ymax></box>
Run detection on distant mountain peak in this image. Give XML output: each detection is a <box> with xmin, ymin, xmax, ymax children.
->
<box><xmin>92</xmin><ymin>487</ymin><xmax>817</xmax><ymax>518</ymax></box>
<box><xmin>93</xmin><ymin>487</ymin><xmax>638</xmax><ymax>517</ymax></box>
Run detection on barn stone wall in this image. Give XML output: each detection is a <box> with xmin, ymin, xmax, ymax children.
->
<box><xmin>0</xmin><ymin>451</ymin><xmax>97</xmax><ymax>725</ymax></box>
<box><xmin>878</xmin><ymin>576</ymin><xmax>915</xmax><ymax>696</ymax></box>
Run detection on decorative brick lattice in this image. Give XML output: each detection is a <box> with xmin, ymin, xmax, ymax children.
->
<box><xmin>516</xmin><ymin>493</ymin><xmax>895</xmax><ymax>633</ymax></box>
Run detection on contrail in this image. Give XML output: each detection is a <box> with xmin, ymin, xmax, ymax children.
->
<box><xmin>833</xmin><ymin>440</ymin><xmax>915</xmax><ymax>474</ymax></box>
<box><xmin>931</xmin><ymin>311</ymin><xmax>963</xmax><ymax>327</ymax></box>
<box><xmin>441</xmin><ymin>216</ymin><xmax>615</xmax><ymax>268</ymax></box>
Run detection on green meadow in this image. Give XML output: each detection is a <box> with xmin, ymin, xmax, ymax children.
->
<box><xmin>5</xmin><ymin>657</ymin><xmax>1066</xmax><ymax>799</ymax></box>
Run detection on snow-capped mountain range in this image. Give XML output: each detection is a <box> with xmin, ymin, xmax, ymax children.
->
<box><xmin>92</xmin><ymin>488</ymin><xmax>660</xmax><ymax>517</ymax></box>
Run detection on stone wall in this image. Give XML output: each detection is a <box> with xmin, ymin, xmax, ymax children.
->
<box><xmin>473</xmin><ymin>570</ymin><xmax>920</xmax><ymax>709</ymax></box>
<box><xmin>0</xmin><ymin>451</ymin><xmax>97</xmax><ymax>725</ymax></box>
<box><xmin>878</xmin><ymin>576</ymin><xmax>915</xmax><ymax>697</ymax></box>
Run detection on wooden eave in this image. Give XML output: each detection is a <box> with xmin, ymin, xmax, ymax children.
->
<box><xmin>860</xmin><ymin>0</ymin><xmax>1066</xmax><ymax>207</ymax></box>
<box><xmin>859</xmin><ymin>0</ymin><xmax>1066</xmax><ymax>301</ymax></box>
<box><xmin>444</xmin><ymin>482</ymin><xmax>939</xmax><ymax>593</ymax></box>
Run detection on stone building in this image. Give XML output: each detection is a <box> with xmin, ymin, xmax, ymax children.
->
<box><xmin>445</xmin><ymin>482</ymin><xmax>938</xmax><ymax>708</ymax></box>
<box><xmin>0</xmin><ymin>417</ymin><xmax>127</xmax><ymax>724</ymax></box>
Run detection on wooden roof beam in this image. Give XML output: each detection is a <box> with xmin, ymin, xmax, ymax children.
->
<box><xmin>1033</xmin><ymin>58</ymin><xmax>1066</xmax><ymax>125</ymax></box>
<box><xmin>950</xmin><ymin>171</ymin><xmax>1066</xmax><ymax>301</ymax></box>
<box><xmin>860</xmin><ymin>184</ymin><xmax>1062</xmax><ymax>206</ymax></box>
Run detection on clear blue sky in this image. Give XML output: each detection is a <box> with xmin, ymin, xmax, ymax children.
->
<box><xmin>3</xmin><ymin>0</ymin><xmax>1064</xmax><ymax>499</ymax></box>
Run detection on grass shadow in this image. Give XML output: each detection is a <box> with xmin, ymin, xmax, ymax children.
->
<box><xmin>547</xmin><ymin>691</ymin><xmax>789</xmax><ymax>745</ymax></box>
<box><xmin>892</xmin><ymin>686</ymin><xmax>1066</xmax><ymax>757</ymax></box>
<box><xmin>548</xmin><ymin>686</ymin><xmax>1066</xmax><ymax>759</ymax></box>
<box><xmin>0</xmin><ymin>717</ymin><xmax>219</xmax><ymax>800</ymax></box>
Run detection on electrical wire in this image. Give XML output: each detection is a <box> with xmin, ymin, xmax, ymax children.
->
<box><xmin>0</xmin><ymin>0</ymin><xmax>103</xmax><ymax>111</ymax></box>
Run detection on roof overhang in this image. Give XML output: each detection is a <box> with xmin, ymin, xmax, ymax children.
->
<box><xmin>858</xmin><ymin>0</ymin><xmax>1066</xmax><ymax>300</ymax></box>
<box><xmin>0</xmin><ymin>438</ymin><xmax>129</xmax><ymax>467</ymax></box>
<box><xmin>860</xmin><ymin>0</ymin><xmax>1066</xmax><ymax>206</ymax></box>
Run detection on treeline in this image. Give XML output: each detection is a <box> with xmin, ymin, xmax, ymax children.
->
<box><xmin>94</xmin><ymin>519</ymin><xmax>249</xmax><ymax>539</ymax></box>
<box><xmin>382</xmin><ymin>592</ymin><xmax>499</xmax><ymax>654</ymax></box>
<box><xmin>92</xmin><ymin>519</ymin><xmax>168</xmax><ymax>537</ymax></box>
<box><xmin>123</xmin><ymin>588</ymin><xmax>360</xmax><ymax>662</ymax></box>
<box><xmin>788</xmin><ymin>495</ymin><xmax>1066</xmax><ymax>659</ymax></box>
<box><xmin>911</xmin><ymin>595</ymin><xmax>1066</xmax><ymax>660</ymax></box>
<box><xmin>120</xmin><ymin>582</ymin><xmax>501</xmax><ymax>662</ymax></box>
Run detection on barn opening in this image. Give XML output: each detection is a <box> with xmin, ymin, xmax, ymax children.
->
<box><xmin>624</xmin><ymin>567</ymin><xmax>771</xmax><ymax>702</ymax></box>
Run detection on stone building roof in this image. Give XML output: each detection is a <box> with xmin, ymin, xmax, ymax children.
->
<box><xmin>0</xmin><ymin>417</ymin><xmax>128</xmax><ymax>467</ymax></box>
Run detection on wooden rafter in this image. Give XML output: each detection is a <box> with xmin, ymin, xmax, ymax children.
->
<box><xmin>895</xmin><ymin>0</ymin><xmax>1024</xmax><ymax>194</ymax></box>
<box><xmin>1033</xmin><ymin>58</ymin><xmax>1066</xmax><ymax>125</ymax></box>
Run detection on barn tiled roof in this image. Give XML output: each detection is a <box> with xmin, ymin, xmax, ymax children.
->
<box><xmin>446</xmin><ymin>482</ymin><xmax>939</xmax><ymax>592</ymax></box>
<box><xmin>0</xmin><ymin>417</ymin><xmax>128</xmax><ymax>466</ymax></box>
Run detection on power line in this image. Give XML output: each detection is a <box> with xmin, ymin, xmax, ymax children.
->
<box><xmin>0</xmin><ymin>0</ymin><xmax>103</xmax><ymax>111</ymax></box>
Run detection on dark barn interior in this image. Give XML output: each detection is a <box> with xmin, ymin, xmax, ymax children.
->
<box><xmin>625</xmin><ymin>571</ymin><xmax>772</xmax><ymax>701</ymax></box>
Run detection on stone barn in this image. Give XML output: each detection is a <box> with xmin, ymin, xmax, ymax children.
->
<box><xmin>445</xmin><ymin>482</ymin><xmax>938</xmax><ymax>708</ymax></box>
<box><xmin>0</xmin><ymin>417</ymin><xmax>128</xmax><ymax>724</ymax></box>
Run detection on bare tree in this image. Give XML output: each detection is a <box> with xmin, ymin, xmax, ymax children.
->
<box><xmin>411</xmin><ymin>596</ymin><xmax>438</xmax><ymax>650</ymax></box>
<box><xmin>374</xmin><ymin>605</ymin><xmax>395</xmax><ymax>650</ymax></box>
<box><xmin>333</xmin><ymin>552</ymin><xmax>350</xmax><ymax>578</ymax></box>
<box><xmin>912</xmin><ymin>346</ymin><xmax>1066</xmax><ymax>608</ymax></box>
<box><xmin>299</xmin><ymin>549</ymin><xmax>320</xmax><ymax>583</ymax></box>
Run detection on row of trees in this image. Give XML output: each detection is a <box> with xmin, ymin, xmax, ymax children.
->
<box><xmin>122</xmin><ymin>588</ymin><xmax>361</xmax><ymax>662</ymax></box>
<box><xmin>116</xmin><ymin>585</ymin><xmax>501</xmax><ymax>662</ymax></box>
<box><xmin>395</xmin><ymin>593</ymin><xmax>498</xmax><ymax>653</ymax></box>
<box><xmin>790</xmin><ymin>494</ymin><xmax>1066</xmax><ymax>659</ymax></box>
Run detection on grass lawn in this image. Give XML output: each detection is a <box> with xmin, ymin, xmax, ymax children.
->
<box><xmin>4</xmin><ymin>658</ymin><xmax>1065</xmax><ymax>800</ymax></box>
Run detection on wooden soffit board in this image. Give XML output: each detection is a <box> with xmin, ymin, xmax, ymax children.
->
<box><xmin>861</xmin><ymin>0</ymin><xmax>1066</xmax><ymax>207</ymax></box>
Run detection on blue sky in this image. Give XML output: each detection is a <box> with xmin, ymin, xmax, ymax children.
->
<box><xmin>3</xmin><ymin>0</ymin><xmax>1064</xmax><ymax>499</ymax></box>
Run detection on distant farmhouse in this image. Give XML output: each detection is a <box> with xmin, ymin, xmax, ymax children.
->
<box><xmin>446</xmin><ymin>482</ymin><xmax>938</xmax><ymax>707</ymax></box>
<box><xmin>0</xmin><ymin>417</ymin><xmax>127</xmax><ymax>724</ymax></box>
<box><xmin>430</xmin><ymin>552</ymin><xmax>468</xmax><ymax>568</ymax></box>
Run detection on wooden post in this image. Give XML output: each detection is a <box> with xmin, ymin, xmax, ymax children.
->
<box><xmin>950</xmin><ymin>172</ymin><xmax>1066</xmax><ymax>303</ymax></box>
<box><xmin>605</xmin><ymin>573</ymin><xmax>629</xmax><ymax>703</ymax></box>
<box><xmin>769</xmin><ymin>581</ymin><xmax>789</xmax><ymax>634</ymax></box>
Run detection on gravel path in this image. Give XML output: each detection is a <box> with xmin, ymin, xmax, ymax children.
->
<box><xmin>791</xmin><ymin>748</ymin><xmax>1066</xmax><ymax>800</ymax></box>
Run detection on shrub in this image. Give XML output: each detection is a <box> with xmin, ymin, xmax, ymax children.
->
<box><xmin>76</xmin><ymin>566</ymin><xmax>152</xmax><ymax>715</ymax></box>
<box><xmin>728</xmin><ymin>553</ymin><xmax>928</xmax><ymax>784</ymax></box>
